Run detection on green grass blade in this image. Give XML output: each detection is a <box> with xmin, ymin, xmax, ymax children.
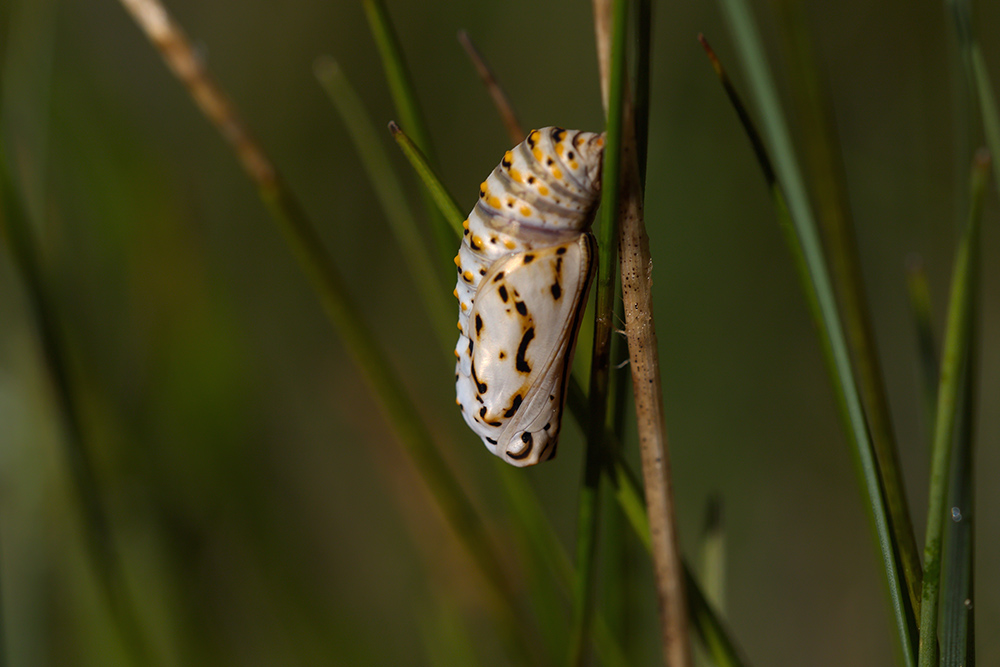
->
<box><xmin>773</xmin><ymin>1</ymin><xmax>922</xmax><ymax>615</ymax></box>
<box><xmin>0</xmin><ymin>123</ymin><xmax>152</xmax><ymax>667</ymax></box>
<box><xmin>707</xmin><ymin>6</ymin><xmax>916</xmax><ymax>658</ymax></box>
<box><xmin>947</xmin><ymin>0</ymin><xmax>1000</xmax><ymax>196</ymax></box>
<box><xmin>362</xmin><ymin>0</ymin><xmax>453</xmax><ymax>263</ymax></box>
<box><xmin>700</xmin><ymin>497</ymin><xmax>726</xmax><ymax>615</ymax></box>
<box><xmin>904</xmin><ymin>257</ymin><xmax>940</xmax><ymax>442</ymax></box>
<box><xmin>569</xmin><ymin>0</ymin><xmax>632</xmax><ymax>661</ymax></box>
<box><xmin>389</xmin><ymin>122</ymin><xmax>465</xmax><ymax>235</ymax></box>
<box><xmin>314</xmin><ymin>57</ymin><xmax>454</xmax><ymax>348</ymax></box>
<box><xmin>938</xmin><ymin>355</ymin><xmax>975</xmax><ymax>666</ymax></box>
<box><xmin>917</xmin><ymin>150</ymin><xmax>987</xmax><ymax>667</ymax></box>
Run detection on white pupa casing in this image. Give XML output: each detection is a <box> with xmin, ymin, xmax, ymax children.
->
<box><xmin>453</xmin><ymin>127</ymin><xmax>604</xmax><ymax>466</ymax></box>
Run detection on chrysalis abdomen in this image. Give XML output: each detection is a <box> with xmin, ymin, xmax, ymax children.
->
<box><xmin>454</xmin><ymin>127</ymin><xmax>604</xmax><ymax>467</ymax></box>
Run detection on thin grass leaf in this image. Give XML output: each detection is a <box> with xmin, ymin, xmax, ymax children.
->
<box><xmin>314</xmin><ymin>56</ymin><xmax>454</xmax><ymax>349</ymax></box>
<box><xmin>710</xmin><ymin>4</ymin><xmax>916</xmax><ymax>659</ymax></box>
<box><xmin>918</xmin><ymin>149</ymin><xmax>988</xmax><ymax>667</ymax></box>
<box><xmin>116</xmin><ymin>3</ymin><xmax>546</xmax><ymax>663</ymax></box>
<box><xmin>772</xmin><ymin>0</ymin><xmax>922</xmax><ymax>615</ymax></box>
<box><xmin>700</xmin><ymin>496</ymin><xmax>726</xmax><ymax>615</ymax></box>
<box><xmin>938</xmin><ymin>351</ymin><xmax>975</xmax><ymax>666</ymax></box>
<box><xmin>0</xmin><ymin>73</ymin><xmax>152</xmax><ymax>667</ymax></box>
<box><xmin>948</xmin><ymin>0</ymin><xmax>1000</xmax><ymax>196</ymax></box>
<box><xmin>389</xmin><ymin>122</ymin><xmax>465</xmax><ymax>235</ymax></box>
<box><xmin>362</xmin><ymin>0</ymin><xmax>453</xmax><ymax>264</ymax></box>
<box><xmin>456</xmin><ymin>30</ymin><xmax>524</xmax><ymax>145</ymax></box>
<box><xmin>905</xmin><ymin>256</ymin><xmax>940</xmax><ymax>442</ymax></box>
<box><xmin>568</xmin><ymin>0</ymin><xmax>634</xmax><ymax>657</ymax></box>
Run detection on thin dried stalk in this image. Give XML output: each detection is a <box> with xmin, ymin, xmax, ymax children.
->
<box><xmin>115</xmin><ymin>1</ymin><xmax>538</xmax><ymax>661</ymax></box>
<box><xmin>594</xmin><ymin>0</ymin><xmax>691</xmax><ymax>664</ymax></box>
<box><xmin>617</xmin><ymin>132</ymin><xmax>690</xmax><ymax>667</ymax></box>
<box><xmin>457</xmin><ymin>30</ymin><xmax>524</xmax><ymax>143</ymax></box>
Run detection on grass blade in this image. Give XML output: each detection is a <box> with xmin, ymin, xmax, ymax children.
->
<box><xmin>456</xmin><ymin>30</ymin><xmax>524</xmax><ymax>144</ymax></box>
<box><xmin>947</xmin><ymin>0</ymin><xmax>1000</xmax><ymax>196</ymax></box>
<box><xmin>917</xmin><ymin>149</ymin><xmax>988</xmax><ymax>667</ymax></box>
<box><xmin>115</xmin><ymin>2</ymin><xmax>544</xmax><ymax>662</ymax></box>
<box><xmin>904</xmin><ymin>257</ymin><xmax>940</xmax><ymax>442</ymax></box>
<box><xmin>700</xmin><ymin>497</ymin><xmax>726</xmax><ymax>615</ymax></box>
<box><xmin>701</xmin><ymin>16</ymin><xmax>916</xmax><ymax>659</ymax></box>
<box><xmin>0</xmin><ymin>51</ymin><xmax>152</xmax><ymax>667</ymax></box>
<box><xmin>568</xmin><ymin>0</ymin><xmax>633</xmax><ymax>658</ymax></box>
<box><xmin>389</xmin><ymin>122</ymin><xmax>465</xmax><ymax>234</ymax></box>
<box><xmin>362</xmin><ymin>0</ymin><xmax>453</xmax><ymax>264</ymax></box>
<box><xmin>939</xmin><ymin>352</ymin><xmax>975</xmax><ymax>666</ymax></box>
<box><xmin>773</xmin><ymin>1</ymin><xmax>922</xmax><ymax>615</ymax></box>
<box><xmin>314</xmin><ymin>56</ymin><xmax>454</xmax><ymax>348</ymax></box>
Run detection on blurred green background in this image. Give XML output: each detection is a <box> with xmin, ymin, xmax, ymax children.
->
<box><xmin>1</xmin><ymin>0</ymin><xmax>997</xmax><ymax>664</ymax></box>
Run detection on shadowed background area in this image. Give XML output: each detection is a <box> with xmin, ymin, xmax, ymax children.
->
<box><xmin>0</xmin><ymin>0</ymin><xmax>997</xmax><ymax>664</ymax></box>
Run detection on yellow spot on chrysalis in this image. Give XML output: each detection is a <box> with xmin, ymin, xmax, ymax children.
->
<box><xmin>463</xmin><ymin>270</ymin><xmax>474</xmax><ymax>282</ymax></box>
<box><xmin>555</xmin><ymin>143</ymin><xmax>564</xmax><ymax>155</ymax></box>
<box><xmin>457</xmin><ymin>321</ymin><xmax>464</xmax><ymax>332</ymax></box>
<box><xmin>453</xmin><ymin>288</ymin><xmax>459</xmax><ymax>298</ymax></box>
<box><xmin>509</xmin><ymin>169</ymin><xmax>523</xmax><ymax>183</ymax></box>
<box><xmin>538</xmin><ymin>185</ymin><xmax>549</xmax><ymax>196</ymax></box>
<box><xmin>532</xmin><ymin>147</ymin><xmax>543</xmax><ymax>161</ymax></box>
<box><xmin>504</xmin><ymin>150</ymin><xmax>513</xmax><ymax>164</ymax></box>
<box><xmin>530</xmin><ymin>130</ymin><xmax>540</xmax><ymax>142</ymax></box>
<box><xmin>472</xmin><ymin>235</ymin><xmax>483</xmax><ymax>247</ymax></box>
<box><xmin>504</xmin><ymin>239</ymin><xmax>516</xmax><ymax>249</ymax></box>
<box><xmin>462</xmin><ymin>219</ymin><xmax>470</xmax><ymax>230</ymax></box>
<box><xmin>570</xmin><ymin>161</ymin><xmax>579</xmax><ymax>170</ymax></box>
<box><xmin>461</xmin><ymin>302</ymin><xmax>468</xmax><ymax>311</ymax></box>
<box><xmin>520</xmin><ymin>206</ymin><xmax>531</xmax><ymax>217</ymax></box>
<box><xmin>454</xmin><ymin>349</ymin><xmax>460</xmax><ymax>358</ymax></box>
<box><xmin>552</xmin><ymin>167</ymin><xmax>563</xmax><ymax>180</ymax></box>
<box><xmin>454</xmin><ymin>255</ymin><xmax>462</xmax><ymax>267</ymax></box>
<box><xmin>488</xmin><ymin>196</ymin><xmax>501</xmax><ymax>208</ymax></box>
<box><xmin>596</xmin><ymin>137</ymin><xmax>605</xmax><ymax>147</ymax></box>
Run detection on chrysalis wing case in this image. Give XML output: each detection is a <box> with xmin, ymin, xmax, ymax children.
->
<box><xmin>453</xmin><ymin>127</ymin><xmax>605</xmax><ymax>467</ymax></box>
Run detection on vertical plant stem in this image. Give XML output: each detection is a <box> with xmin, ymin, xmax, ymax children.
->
<box><xmin>115</xmin><ymin>2</ymin><xmax>541</xmax><ymax>662</ymax></box>
<box><xmin>773</xmin><ymin>0</ymin><xmax>922</xmax><ymax>616</ymax></box>
<box><xmin>918</xmin><ymin>150</ymin><xmax>988</xmax><ymax>667</ymax></box>
<box><xmin>938</xmin><ymin>348</ymin><xmax>975</xmax><ymax>666</ymax></box>
<box><xmin>596</xmin><ymin>0</ymin><xmax>690</xmax><ymax>662</ymax></box>
<box><xmin>569</xmin><ymin>0</ymin><xmax>636</xmax><ymax>659</ymax></box>
<box><xmin>457</xmin><ymin>30</ymin><xmax>524</xmax><ymax>144</ymax></box>
<box><xmin>363</xmin><ymin>0</ymin><xmax>453</xmax><ymax>266</ymax></box>
<box><xmin>713</xmin><ymin>1</ymin><xmax>916</xmax><ymax>658</ymax></box>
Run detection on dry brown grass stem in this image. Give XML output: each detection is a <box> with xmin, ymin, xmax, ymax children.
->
<box><xmin>117</xmin><ymin>0</ymin><xmax>276</xmax><ymax>189</ymax></box>
<box><xmin>457</xmin><ymin>30</ymin><xmax>524</xmax><ymax>144</ymax></box>
<box><xmin>593</xmin><ymin>1</ymin><xmax>691</xmax><ymax>664</ymax></box>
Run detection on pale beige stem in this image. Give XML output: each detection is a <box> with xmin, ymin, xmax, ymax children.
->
<box><xmin>593</xmin><ymin>0</ymin><xmax>611</xmax><ymax>113</ymax></box>
<box><xmin>117</xmin><ymin>0</ymin><xmax>276</xmax><ymax>189</ymax></box>
<box><xmin>617</xmin><ymin>138</ymin><xmax>691</xmax><ymax>667</ymax></box>
<box><xmin>593</xmin><ymin>0</ymin><xmax>691</xmax><ymax>663</ymax></box>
